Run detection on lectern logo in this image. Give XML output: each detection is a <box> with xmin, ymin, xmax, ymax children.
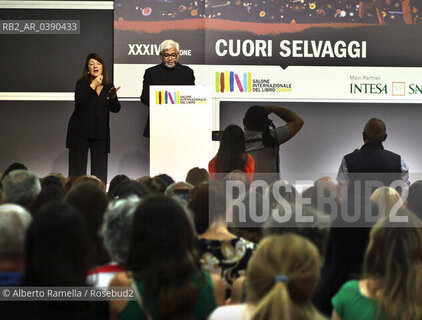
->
<box><xmin>215</xmin><ymin>71</ymin><xmax>252</xmax><ymax>93</ymax></box>
<box><xmin>155</xmin><ymin>90</ymin><xmax>180</xmax><ymax>104</ymax></box>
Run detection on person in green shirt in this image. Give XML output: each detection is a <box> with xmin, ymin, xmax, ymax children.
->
<box><xmin>109</xmin><ymin>195</ymin><xmax>221</xmax><ymax>320</ymax></box>
<box><xmin>332</xmin><ymin>209</ymin><xmax>422</xmax><ymax>320</ymax></box>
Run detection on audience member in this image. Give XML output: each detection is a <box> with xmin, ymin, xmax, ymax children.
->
<box><xmin>64</xmin><ymin>175</ymin><xmax>78</xmax><ymax>192</ymax></box>
<box><xmin>107</xmin><ymin>174</ymin><xmax>130</xmax><ymax>199</ymax></box>
<box><xmin>0</xmin><ymin>204</ymin><xmax>31</xmax><ymax>286</ymax></box>
<box><xmin>264</xmin><ymin>179</ymin><xmax>297</xmax><ymax>209</ymax></box>
<box><xmin>337</xmin><ymin>118</ymin><xmax>409</xmax><ymax>203</ymax></box>
<box><xmin>332</xmin><ymin>210</ymin><xmax>422</xmax><ymax>320</ymax></box>
<box><xmin>2</xmin><ymin>170</ymin><xmax>41</xmax><ymax>210</ymax></box>
<box><xmin>30</xmin><ymin>185</ymin><xmax>66</xmax><ymax>215</ymax></box>
<box><xmin>226</xmin><ymin>181</ymin><xmax>270</xmax><ymax>243</ymax></box>
<box><xmin>40</xmin><ymin>174</ymin><xmax>65</xmax><ymax>190</ymax></box>
<box><xmin>110</xmin><ymin>179</ymin><xmax>150</xmax><ymax>199</ymax></box>
<box><xmin>23</xmin><ymin>203</ymin><xmax>90</xmax><ymax>286</ymax></box>
<box><xmin>165</xmin><ymin>181</ymin><xmax>194</xmax><ymax>204</ymax></box>
<box><xmin>142</xmin><ymin>175</ymin><xmax>168</xmax><ymax>194</ymax></box>
<box><xmin>1</xmin><ymin>162</ymin><xmax>27</xmax><ymax>182</ymax></box>
<box><xmin>72</xmin><ymin>174</ymin><xmax>106</xmax><ymax>191</ymax></box>
<box><xmin>223</xmin><ymin>169</ymin><xmax>251</xmax><ymax>194</ymax></box>
<box><xmin>302</xmin><ymin>176</ymin><xmax>340</xmax><ymax>217</ymax></box>
<box><xmin>186</xmin><ymin>167</ymin><xmax>209</xmax><ymax>186</ymax></box>
<box><xmin>190</xmin><ymin>181</ymin><xmax>255</xmax><ymax>291</ymax></box>
<box><xmin>225</xmin><ymin>201</ymin><xmax>328</xmax><ymax>306</ymax></box>
<box><xmin>322</xmin><ymin>118</ymin><xmax>409</xmax><ymax>316</ymax></box>
<box><xmin>229</xmin><ymin>199</ymin><xmax>329</xmax><ymax>305</ymax></box>
<box><xmin>65</xmin><ymin>182</ymin><xmax>109</xmax><ymax>267</ymax></box>
<box><xmin>263</xmin><ymin>203</ymin><xmax>330</xmax><ymax>257</ymax></box>
<box><xmin>370</xmin><ymin>186</ymin><xmax>404</xmax><ymax>217</ymax></box>
<box><xmin>109</xmin><ymin>195</ymin><xmax>220</xmax><ymax>319</ymax></box>
<box><xmin>210</xmin><ymin>234</ymin><xmax>325</xmax><ymax>320</ymax></box>
<box><xmin>315</xmin><ymin>212</ymin><xmax>377</xmax><ymax>316</ymax></box>
<box><xmin>209</xmin><ymin>125</ymin><xmax>254</xmax><ymax>182</ymax></box>
<box><xmin>243</xmin><ymin>105</ymin><xmax>304</xmax><ymax>183</ymax></box>
<box><xmin>135</xmin><ymin>175</ymin><xmax>150</xmax><ymax>184</ymax></box>
<box><xmin>405</xmin><ymin>180</ymin><xmax>422</xmax><ymax>219</ymax></box>
<box><xmin>155</xmin><ymin>173</ymin><xmax>175</xmax><ymax>187</ymax></box>
<box><xmin>0</xmin><ymin>189</ymin><xmax>5</xmax><ymax>205</ymax></box>
<box><xmin>6</xmin><ymin>202</ymin><xmax>109</xmax><ymax>320</ymax></box>
<box><xmin>89</xmin><ymin>196</ymin><xmax>140</xmax><ymax>287</ymax></box>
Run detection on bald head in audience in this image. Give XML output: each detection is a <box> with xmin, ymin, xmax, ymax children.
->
<box><xmin>363</xmin><ymin>118</ymin><xmax>387</xmax><ymax>143</ymax></box>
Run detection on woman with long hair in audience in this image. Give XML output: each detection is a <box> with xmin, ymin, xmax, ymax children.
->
<box><xmin>209</xmin><ymin>125</ymin><xmax>254</xmax><ymax>182</ymax></box>
<box><xmin>65</xmin><ymin>181</ymin><xmax>109</xmax><ymax>267</ymax></box>
<box><xmin>88</xmin><ymin>196</ymin><xmax>140</xmax><ymax>288</ymax></box>
<box><xmin>332</xmin><ymin>209</ymin><xmax>422</xmax><ymax>320</ymax></box>
<box><xmin>109</xmin><ymin>195</ymin><xmax>220</xmax><ymax>320</ymax></box>
<box><xmin>406</xmin><ymin>180</ymin><xmax>422</xmax><ymax>220</ymax></box>
<box><xmin>210</xmin><ymin>234</ymin><xmax>325</xmax><ymax>320</ymax></box>
<box><xmin>189</xmin><ymin>180</ymin><xmax>255</xmax><ymax>294</ymax></box>
<box><xmin>6</xmin><ymin>202</ymin><xmax>108</xmax><ymax>320</ymax></box>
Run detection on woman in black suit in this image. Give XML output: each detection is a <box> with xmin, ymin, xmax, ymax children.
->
<box><xmin>66</xmin><ymin>53</ymin><xmax>120</xmax><ymax>183</ymax></box>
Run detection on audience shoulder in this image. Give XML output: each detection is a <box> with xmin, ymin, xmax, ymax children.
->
<box><xmin>209</xmin><ymin>304</ymin><xmax>250</xmax><ymax>320</ymax></box>
<box><xmin>109</xmin><ymin>272</ymin><xmax>131</xmax><ymax>288</ymax></box>
<box><xmin>109</xmin><ymin>272</ymin><xmax>132</xmax><ymax>316</ymax></box>
<box><xmin>210</xmin><ymin>273</ymin><xmax>227</xmax><ymax>306</ymax></box>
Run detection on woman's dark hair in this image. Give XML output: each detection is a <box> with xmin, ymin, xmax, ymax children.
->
<box><xmin>189</xmin><ymin>181</ymin><xmax>226</xmax><ymax>234</ymax></box>
<box><xmin>30</xmin><ymin>185</ymin><xmax>66</xmax><ymax>216</ymax></box>
<box><xmin>65</xmin><ymin>182</ymin><xmax>109</xmax><ymax>266</ymax></box>
<box><xmin>186</xmin><ymin>167</ymin><xmax>209</xmax><ymax>186</ymax></box>
<box><xmin>107</xmin><ymin>174</ymin><xmax>130</xmax><ymax>199</ymax></box>
<box><xmin>80</xmin><ymin>53</ymin><xmax>109</xmax><ymax>84</ymax></box>
<box><xmin>41</xmin><ymin>175</ymin><xmax>65</xmax><ymax>190</ymax></box>
<box><xmin>111</xmin><ymin>180</ymin><xmax>150</xmax><ymax>199</ymax></box>
<box><xmin>244</xmin><ymin>105</ymin><xmax>277</xmax><ymax>147</ymax></box>
<box><xmin>1</xmin><ymin>162</ymin><xmax>27</xmax><ymax>188</ymax></box>
<box><xmin>143</xmin><ymin>176</ymin><xmax>168</xmax><ymax>194</ymax></box>
<box><xmin>406</xmin><ymin>180</ymin><xmax>422</xmax><ymax>220</ymax></box>
<box><xmin>215</xmin><ymin>125</ymin><xmax>247</xmax><ymax>174</ymax></box>
<box><xmin>156</xmin><ymin>174</ymin><xmax>175</xmax><ymax>187</ymax></box>
<box><xmin>22</xmin><ymin>202</ymin><xmax>89</xmax><ymax>286</ymax></box>
<box><xmin>126</xmin><ymin>195</ymin><xmax>201</xmax><ymax>320</ymax></box>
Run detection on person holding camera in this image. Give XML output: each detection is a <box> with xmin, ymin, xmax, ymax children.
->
<box><xmin>243</xmin><ymin>105</ymin><xmax>304</xmax><ymax>182</ymax></box>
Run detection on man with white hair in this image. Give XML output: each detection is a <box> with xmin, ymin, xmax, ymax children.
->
<box><xmin>140</xmin><ymin>39</ymin><xmax>195</xmax><ymax>137</ymax></box>
<box><xmin>0</xmin><ymin>204</ymin><xmax>32</xmax><ymax>285</ymax></box>
<box><xmin>2</xmin><ymin>169</ymin><xmax>41</xmax><ymax>210</ymax></box>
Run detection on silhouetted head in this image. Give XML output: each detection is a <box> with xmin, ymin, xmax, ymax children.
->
<box><xmin>363</xmin><ymin>118</ymin><xmax>387</xmax><ymax>143</ymax></box>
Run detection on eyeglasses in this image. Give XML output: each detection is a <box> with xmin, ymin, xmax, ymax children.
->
<box><xmin>162</xmin><ymin>53</ymin><xmax>178</xmax><ymax>59</ymax></box>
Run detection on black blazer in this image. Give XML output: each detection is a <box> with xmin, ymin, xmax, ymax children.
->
<box><xmin>140</xmin><ymin>62</ymin><xmax>195</xmax><ymax>137</ymax></box>
<box><xmin>66</xmin><ymin>79</ymin><xmax>121</xmax><ymax>153</ymax></box>
<box><xmin>140</xmin><ymin>62</ymin><xmax>195</xmax><ymax>107</ymax></box>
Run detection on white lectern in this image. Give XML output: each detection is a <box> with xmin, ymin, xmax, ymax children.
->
<box><xmin>150</xmin><ymin>85</ymin><xmax>215</xmax><ymax>182</ymax></box>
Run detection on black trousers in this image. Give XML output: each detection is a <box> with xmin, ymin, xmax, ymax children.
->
<box><xmin>68</xmin><ymin>137</ymin><xmax>108</xmax><ymax>183</ymax></box>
